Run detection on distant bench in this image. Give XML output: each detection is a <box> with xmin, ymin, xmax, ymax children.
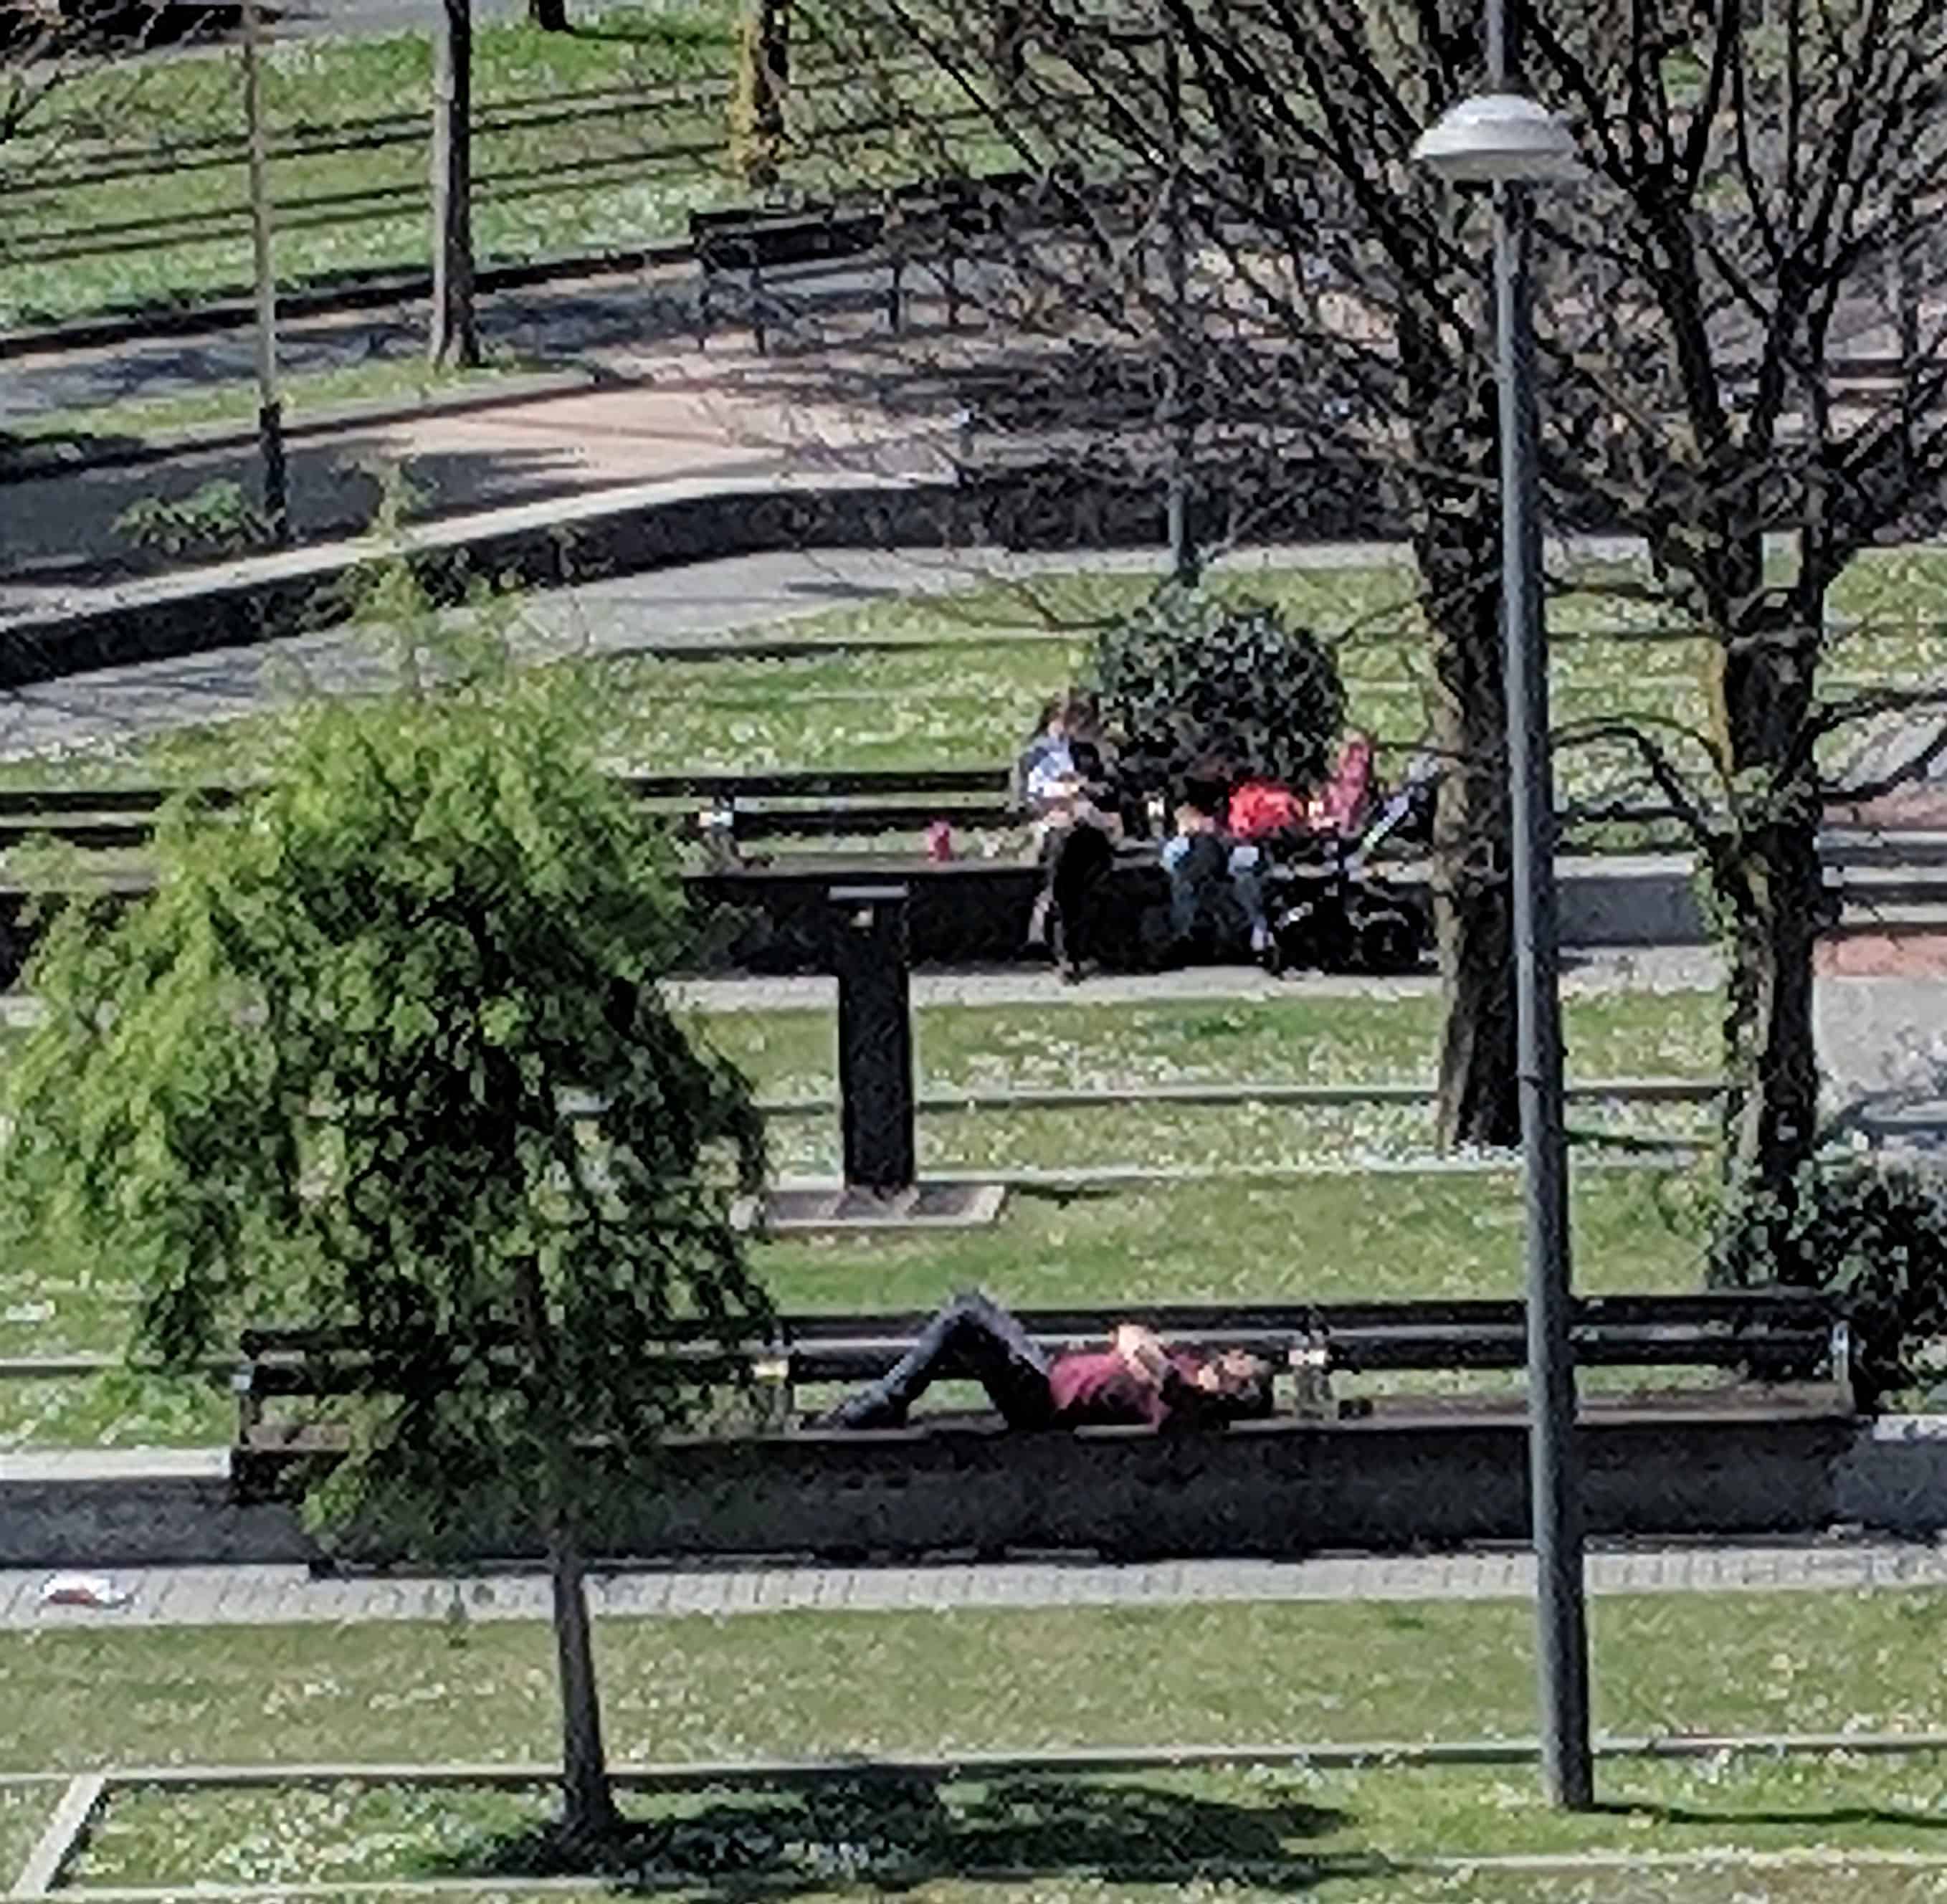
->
<box><xmin>231</xmin><ymin>1289</ymin><xmax>1852</xmax><ymax>1510</ymax></box>
<box><xmin>0</xmin><ymin>768</ymin><xmax>1025</xmax><ymax>856</ymax></box>
<box><xmin>690</xmin><ymin>168</ymin><xmax>1133</xmax><ymax>352</ymax></box>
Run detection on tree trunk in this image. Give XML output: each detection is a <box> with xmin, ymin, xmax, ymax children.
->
<box><xmin>1715</xmin><ymin>811</ymin><xmax>1824</xmax><ymax>1199</ymax></box>
<box><xmin>732</xmin><ymin>0</ymin><xmax>789</xmax><ymax>187</ymax></box>
<box><xmin>1429</xmin><ymin>576</ymin><xmax>1520</xmax><ymax>1150</ymax></box>
<box><xmin>430</xmin><ymin>0</ymin><xmax>479</xmax><ymax>369</ymax></box>
<box><xmin>529</xmin><ymin>0</ymin><xmax>567</xmax><ymax>25</ymax></box>
<box><xmin>1405</xmin><ymin>351</ymin><xmax>1520</xmax><ymax>1151</ymax></box>
<box><xmin>546</xmin><ymin>1521</ymin><xmax>618</xmax><ymax>1843</ymax></box>
<box><xmin>511</xmin><ymin>1253</ymin><xmax>617</xmax><ymax>1844</ymax></box>
<box><xmin>992</xmin><ymin>4</ymin><xmax>1027</xmax><ymax>92</ymax></box>
<box><xmin>1706</xmin><ymin>590</ymin><xmax>1827</xmax><ymax>1201</ymax></box>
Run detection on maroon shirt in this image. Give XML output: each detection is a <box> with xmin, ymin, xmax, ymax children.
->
<box><xmin>1047</xmin><ymin>1350</ymin><xmax>1204</xmax><ymax>1427</ymax></box>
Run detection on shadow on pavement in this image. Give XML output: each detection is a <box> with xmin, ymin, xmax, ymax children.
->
<box><xmin>0</xmin><ymin>435</ymin><xmax>753</xmax><ymax>586</ymax></box>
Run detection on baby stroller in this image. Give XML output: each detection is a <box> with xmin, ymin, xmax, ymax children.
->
<box><xmin>1259</xmin><ymin>751</ymin><xmax>1438</xmax><ymax>976</ymax></box>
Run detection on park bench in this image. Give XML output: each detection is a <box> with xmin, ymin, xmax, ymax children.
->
<box><xmin>623</xmin><ymin>767</ymin><xmax>1021</xmax><ymax>849</ymax></box>
<box><xmin>690</xmin><ymin>201</ymin><xmax>889</xmax><ymax>353</ymax></box>
<box><xmin>229</xmin><ymin>1289</ymin><xmax>1852</xmax><ymax>1508</ymax></box>
<box><xmin>689</xmin><ymin>169</ymin><xmax>1133</xmax><ymax>352</ymax></box>
<box><xmin>0</xmin><ymin>768</ymin><xmax>1024</xmax><ymax>858</ymax></box>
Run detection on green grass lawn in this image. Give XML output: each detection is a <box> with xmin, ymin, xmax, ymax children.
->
<box><xmin>574</xmin><ymin>552</ymin><xmax>1947</xmax><ymax>784</ymax></box>
<box><xmin>27</xmin><ymin>1871</ymin><xmax>1947</xmax><ymax>1904</ymax></box>
<box><xmin>703</xmin><ymin>991</ymin><xmax>1722</xmax><ymax>1098</ymax></box>
<box><xmin>11</xmin><ymin>1591</ymin><xmax>1947</xmax><ymax>1890</ymax></box>
<box><xmin>0</xmin><ymin>5</ymin><xmax>743</xmax><ymax>326</ymax></box>
<box><xmin>0</xmin><ymin>1165</ymin><xmax>1713</xmax><ymax>1446</ymax></box>
<box><xmin>699</xmin><ymin>989</ymin><xmax>1720</xmax><ymax>1176</ymax></box>
<box><xmin>66</xmin><ymin>1756</ymin><xmax>1947</xmax><ymax>1895</ymax></box>
<box><xmin>0</xmin><ymin>2</ymin><xmax>998</xmax><ymax>328</ymax></box>
<box><xmin>14</xmin><ymin>548</ymin><xmax>1947</xmax><ymax>792</ymax></box>
<box><xmin>0</xmin><ymin>1783</ymin><xmax>57</xmax><ymax>1889</ymax></box>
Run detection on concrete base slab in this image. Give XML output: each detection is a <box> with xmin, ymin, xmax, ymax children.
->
<box><xmin>755</xmin><ymin>1179</ymin><xmax>1008</xmax><ymax>1235</ymax></box>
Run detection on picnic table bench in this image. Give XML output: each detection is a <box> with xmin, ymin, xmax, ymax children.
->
<box><xmin>0</xmin><ymin>768</ymin><xmax>1024</xmax><ymax>857</ymax></box>
<box><xmin>231</xmin><ymin>1288</ymin><xmax>1852</xmax><ymax>1507</ymax></box>
<box><xmin>689</xmin><ymin>168</ymin><xmax>1125</xmax><ymax>351</ymax></box>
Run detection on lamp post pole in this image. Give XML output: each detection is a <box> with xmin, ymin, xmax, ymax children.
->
<box><xmin>240</xmin><ymin>0</ymin><xmax>288</xmax><ymax>544</ymax></box>
<box><xmin>1485</xmin><ymin>0</ymin><xmax>1592</xmax><ymax>1812</ymax></box>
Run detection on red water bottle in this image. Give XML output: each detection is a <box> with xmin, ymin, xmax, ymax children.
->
<box><xmin>926</xmin><ymin>819</ymin><xmax>955</xmax><ymax>862</ymax></box>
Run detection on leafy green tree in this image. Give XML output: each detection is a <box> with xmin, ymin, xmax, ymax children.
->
<box><xmin>0</xmin><ymin>599</ymin><xmax>769</xmax><ymax>1847</ymax></box>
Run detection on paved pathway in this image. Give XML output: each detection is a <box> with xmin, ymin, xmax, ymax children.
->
<box><xmin>1</xmin><ymin>331</ymin><xmax>942</xmax><ymax>585</ymax></box>
<box><xmin>0</xmin><ymin>947</ymin><xmax>1722</xmax><ymax>1031</ymax></box>
<box><xmin>7</xmin><ymin>1536</ymin><xmax>1947</xmax><ymax>1630</ymax></box>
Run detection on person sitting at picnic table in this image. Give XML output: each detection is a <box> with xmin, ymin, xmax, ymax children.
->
<box><xmin>1161</xmin><ymin>756</ymin><xmax>1300</xmax><ymax>958</ymax></box>
<box><xmin>818</xmin><ymin>1290</ymin><xmax>1276</xmax><ymax>1431</ymax></box>
<box><xmin>1019</xmin><ymin>692</ymin><xmax>1124</xmax><ymax>951</ymax></box>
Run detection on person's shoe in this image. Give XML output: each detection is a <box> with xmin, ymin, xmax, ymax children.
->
<box><xmin>815</xmin><ymin>1398</ymin><xmax>904</xmax><ymax>1430</ymax></box>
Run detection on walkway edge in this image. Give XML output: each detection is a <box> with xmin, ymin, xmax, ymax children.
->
<box><xmin>0</xmin><ymin>470</ymin><xmax>965</xmax><ymax>691</ymax></box>
<box><xmin>8</xmin><ymin>1771</ymin><xmax>104</xmax><ymax>1898</ymax></box>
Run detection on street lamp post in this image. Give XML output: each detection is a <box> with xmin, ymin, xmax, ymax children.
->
<box><xmin>239</xmin><ymin>0</ymin><xmax>289</xmax><ymax>544</ymax></box>
<box><xmin>1412</xmin><ymin>69</ymin><xmax>1592</xmax><ymax>1809</ymax></box>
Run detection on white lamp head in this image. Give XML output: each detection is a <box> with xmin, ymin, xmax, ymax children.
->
<box><xmin>1411</xmin><ymin>92</ymin><xmax>1581</xmax><ymax>184</ymax></box>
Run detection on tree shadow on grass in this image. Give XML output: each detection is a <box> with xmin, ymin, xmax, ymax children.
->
<box><xmin>420</xmin><ymin>1771</ymin><xmax>1370</xmax><ymax>1898</ymax></box>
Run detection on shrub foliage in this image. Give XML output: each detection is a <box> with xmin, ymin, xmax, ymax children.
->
<box><xmin>1089</xmin><ymin>584</ymin><xmax>1346</xmax><ymax>794</ymax></box>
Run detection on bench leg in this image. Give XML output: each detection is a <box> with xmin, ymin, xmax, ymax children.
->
<box><xmin>945</xmin><ymin>248</ymin><xmax>961</xmax><ymax>329</ymax></box>
<box><xmin>889</xmin><ymin>255</ymin><xmax>903</xmax><ymax>333</ymax></box>
<box><xmin>751</xmin><ymin>261</ymin><xmax>767</xmax><ymax>355</ymax></box>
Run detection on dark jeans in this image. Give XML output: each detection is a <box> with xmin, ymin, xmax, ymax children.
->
<box><xmin>822</xmin><ymin>1291</ymin><xmax>1056</xmax><ymax>1429</ymax></box>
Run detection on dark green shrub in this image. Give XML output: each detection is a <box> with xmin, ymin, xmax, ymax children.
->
<box><xmin>1089</xmin><ymin>584</ymin><xmax>1346</xmax><ymax>794</ymax></box>
<box><xmin>1712</xmin><ymin>1151</ymin><xmax>1947</xmax><ymax>1402</ymax></box>
<box><xmin>115</xmin><ymin>480</ymin><xmax>275</xmax><ymax>563</ymax></box>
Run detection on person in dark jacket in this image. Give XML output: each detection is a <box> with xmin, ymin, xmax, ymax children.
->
<box><xmin>817</xmin><ymin>1290</ymin><xmax>1275</xmax><ymax>1430</ymax></box>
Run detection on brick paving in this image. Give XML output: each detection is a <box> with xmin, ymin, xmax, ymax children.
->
<box><xmin>4</xmin><ymin>1537</ymin><xmax>1947</xmax><ymax>1632</ymax></box>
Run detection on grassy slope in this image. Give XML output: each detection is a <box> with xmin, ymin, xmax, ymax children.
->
<box><xmin>0</xmin><ymin>986</ymin><xmax>1721</xmax><ymax>1443</ymax></box>
<box><xmin>92</xmin><ymin>551</ymin><xmax>1947</xmax><ymax>796</ymax></box>
<box><xmin>6</xmin><ymin>1591</ymin><xmax>1944</xmax><ymax>1769</ymax></box>
<box><xmin>0</xmin><ymin>1166</ymin><xmax>1713</xmax><ymax>1446</ymax></box>
<box><xmin>0</xmin><ymin>5</ymin><xmax>743</xmax><ymax>325</ymax></box>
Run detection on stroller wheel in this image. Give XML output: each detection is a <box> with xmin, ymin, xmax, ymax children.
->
<box><xmin>1357</xmin><ymin>912</ymin><xmax>1422</xmax><ymax>974</ymax></box>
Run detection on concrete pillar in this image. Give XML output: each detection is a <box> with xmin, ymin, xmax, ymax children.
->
<box><xmin>829</xmin><ymin>885</ymin><xmax>915</xmax><ymax>1193</ymax></box>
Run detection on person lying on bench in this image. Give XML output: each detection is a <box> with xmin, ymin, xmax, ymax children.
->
<box><xmin>817</xmin><ymin>1290</ymin><xmax>1275</xmax><ymax>1430</ymax></box>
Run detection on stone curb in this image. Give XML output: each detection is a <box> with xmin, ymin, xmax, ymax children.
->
<box><xmin>0</xmin><ymin>239</ymin><xmax>694</xmax><ymax>366</ymax></box>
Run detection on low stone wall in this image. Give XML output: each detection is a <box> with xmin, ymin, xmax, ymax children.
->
<box><xmin>0</xmin><ymin>475</ymin><xmax>978</xmax><ymax>691</ymax></box>
<box><xmin>0</xmin><ymin>1402</ymin><xmax>1870</xmax><ymax>1569</ymax></box>
<box><xmin>0</xmin><ymin>1474</ymin><xmax>312</xmax><ymax>1568</ymax></box>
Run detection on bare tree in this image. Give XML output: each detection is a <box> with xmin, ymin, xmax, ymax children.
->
<box><xmin>806</xmin><ymin>0</ymin><xmax>1525</xmax><ymax>1146</ymax></box>
<box><xmin>801</xmin><ymin>0</ymin><xmax>1947</xmax><ymax>1199</ymax></box>
<box><xmin>1527</xmin><ymin>0</ymin><xmax>1947</xmax><ymax>1196</ymax></box>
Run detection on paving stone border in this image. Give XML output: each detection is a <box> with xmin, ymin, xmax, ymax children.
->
<box><xmin>7</xmin><ymin>1536</ymin><xmax>1947</xmax><ymax>1633</ymax></box>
